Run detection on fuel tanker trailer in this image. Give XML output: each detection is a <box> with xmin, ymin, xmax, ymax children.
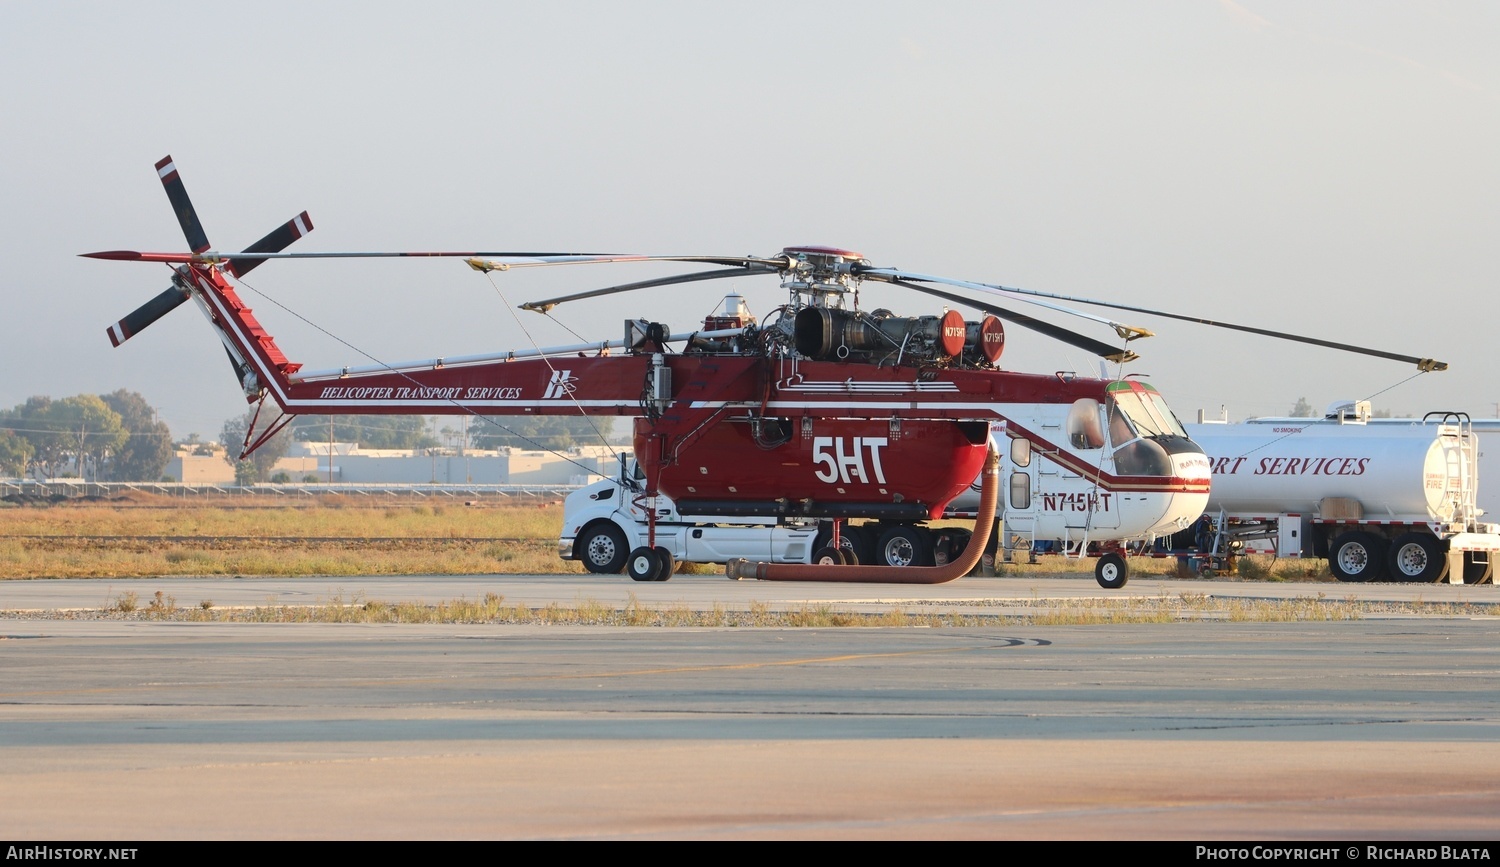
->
<box><xmin>1182</xmin><ymin>412</ymin><xmax>1500</xmax><ymax>583</ymax></box>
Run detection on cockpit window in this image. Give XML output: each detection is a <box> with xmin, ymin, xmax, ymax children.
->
<box><xmin>1105</xmin><ymin>382</ymin><xmax>1187</xmax><ymax>439</ymax></box>
<box><xmin>1066</xmin><ymin>398</ymin><xmax>1105</xmax><ymax>450</ymax></box>
<box><xmin>1106</xmin><ymin>403</ymin><xmax>1135</xmax><ymax>447</ymax></box>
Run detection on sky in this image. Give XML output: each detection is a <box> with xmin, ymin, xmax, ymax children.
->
<box><xmin>2</xmin><ymin>0</ymin><xmax>1496</xmax><ymax>439</ymax></box>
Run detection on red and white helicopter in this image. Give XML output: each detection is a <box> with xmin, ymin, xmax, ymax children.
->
<box><xmin>84</xmin><ymin>157</ymin><xmax>1444</xmax><ymax>587</ymax></box>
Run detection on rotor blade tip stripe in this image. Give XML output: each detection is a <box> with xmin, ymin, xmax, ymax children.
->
<box><xmin>293</xmin><ymin>212</ymin><xmax>312</xmax><ymax>237</ymax></box>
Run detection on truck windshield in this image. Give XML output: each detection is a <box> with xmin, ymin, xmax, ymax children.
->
<box><xmin>1106</xmin><ymin>382</ymin><xmax>1187</xmax><ymax>439</ymax></box>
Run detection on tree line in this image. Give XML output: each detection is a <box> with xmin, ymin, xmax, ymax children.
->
<box><xmin>221</xmin><ymin>412</ymin><xmax>617</xmax><ymax>483</ymax></box>
<box><xmin>0</xmin><ymin>391</ymin><xmax>172</xmax><ymax>481</ymax></box>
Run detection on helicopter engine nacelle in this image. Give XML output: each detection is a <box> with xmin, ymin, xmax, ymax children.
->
<box><xmin>793</xmin><ymin>307</ymin><xmax>1003</xmax><ymax>364</ymax></box>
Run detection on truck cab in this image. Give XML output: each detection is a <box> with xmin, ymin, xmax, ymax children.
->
<box><xmin>560</xmin><ymin>457</ymin><xmax>821</xmax><ymax>573</ymax></box>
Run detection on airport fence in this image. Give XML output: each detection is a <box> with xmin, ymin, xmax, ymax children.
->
<box><xmin>0</xmin><ymin>479</ymin><xmax>580</xmax><ymax>502</ymax></box>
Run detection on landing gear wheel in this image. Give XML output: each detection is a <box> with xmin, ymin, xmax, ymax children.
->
<box><xmin>652</xmin><ymin>546</ymin><xmax>676</xmax><ymax>581</ymax></box>
<box><xmin>1387</xmin><ymin>533</ymin><xmax>1448</xmax><ymax>583</ymax></box>
<box><xmin>1095</xmin><ymin>552</ymin><xmax>1128</xmax><ymax>589</ymax></box>
<box><xmin>1329</xmin><ymin>531</ymin><xmax>1386</xmax><ymax>582</ymax></box>
<box><xmin>1463</xmin><ymin>552</ymin><xmax>1494</xmax><ymax>585</ymax></box>
<box><xmin>578</xmin><ymin>522</ymin><xmax>629</xmax><ymax>574</ymax></box>
<box><xmin>628</xmin><ymin>546</ymin><xmax>664</xmax><ymax>582</ymax></box>
<box><xmin>875</xmin><ymin>525</ymin><xmax>934</xmax><ymax>567</ymax></box>
<box><xmin>811</xmin><ymin>546</ymin><xmax>847</xmax><ymax>565</ymax></box>
<box><xmin>813</xmin><ymin>523</ymin><xmax>862</xmax><ymax>565</ymax></box>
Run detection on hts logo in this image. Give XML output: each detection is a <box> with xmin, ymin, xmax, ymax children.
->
<box><xmin>542</xmin><ymin>370</ymin><xmax>578</xmax><ymax>399</ymax></box>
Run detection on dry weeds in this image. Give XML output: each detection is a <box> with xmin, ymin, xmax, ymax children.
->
<box><xmin>63</xmin><ymin>588</ymin><xmax>1496</xmax><ymax>627</ymax></box>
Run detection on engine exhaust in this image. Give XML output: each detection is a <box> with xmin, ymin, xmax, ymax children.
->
<box><xmin>724</xmin><ymin>440</ymin><xmax>999</xmax><ymax>583</ymax></box>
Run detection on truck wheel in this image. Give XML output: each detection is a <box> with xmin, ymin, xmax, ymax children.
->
<box><xmin>933</xmin><ymin>529</ymin><xmax>973</xmax><ymax>568</ymax></box>
<box><xmin>841</xmin><ymin>526</ymin><xmax>871</xmax><ymax>565</ymax></box>
<box><xmin>579</xmin><ymin>522</ymin><xmax>629</xmax><ymax>574</ymax></box>
<box><xmin>1329</xmin><ymin>532</ymin><xmax>1386</xmax><ymax>582</ymax></box>
<box><xmin>875</xmin><ymin>525</ymin><xmax>933</xmax><ymax>567</ymax></box>
<box><xmin>1095</xmin><ymin>552</ymin><xmax>1128</xmax><ymax>589</ymax></box>
<box><xmin>1387</xmin><ymin>533</ymin><xmax>1448</xmax><ymax>582</ymax></box>
<box><xmin>1463</xmin><ymin>552</ymin><xmax>1494</xmax><ymax>585</ymax></box>
<box><xmin>628</xmin><ymin>546</ymin><xmax>663</xmax><ymax>582</ymax></box>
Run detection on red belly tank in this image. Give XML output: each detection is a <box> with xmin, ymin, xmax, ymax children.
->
<box><xmin>636</xmin><ymin>417</ymin><xmax>990</xmax><ymax>520</ymax></box>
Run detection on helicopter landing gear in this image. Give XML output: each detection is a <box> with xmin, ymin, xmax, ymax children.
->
<box><xmin>1095</xmin><ymin>551</ymin><xmax>1128</xmax><ymax>589</ymax></box>
<box><xmin>628</xmin><ymin>546</ymin><xmax>674</xmax><ymax>581</ymax></box>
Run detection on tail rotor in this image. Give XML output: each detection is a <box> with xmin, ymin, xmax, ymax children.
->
<box><xmin>101</xmin><ymin>155</ymin><xmax>313</xmax><ymax>347</ymax></box>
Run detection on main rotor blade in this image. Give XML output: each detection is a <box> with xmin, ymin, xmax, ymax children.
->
<box><xmin>519</xmin><ymin>267</ymin><xmax>774</xmax><ymax>313</ymax></box>
<box><xmin>859</xmin><ymin>267</ymin><xmax>1154</xmax><ymax>342</ymax></box>
<box><xmin>79</xmin><ymin>250</ymin><xmax>789</xmax><ymax>272</ymax></box>
<box><xmin>227</xmin><ymin>211</ymin><xmax>314</xmax><ymax>278</ymax></box>
<box><xmin>106</xmin><ymin>283</ymin><xmax>190</xmax><ymax>347</ymax></box>
<box><xmin>918</xmin><ymin>277</ymin><xmax>1448</xmax><ymax>371</ymax></box>
<box><xmin>155</xmin><ymin>156</ymin><xmax>210</xmax><ymax>254</ymax></box>
<box><xmin>883</xmin><ymin>279</ymin><xmax>1136</xmax><ymax>362</ymax></box>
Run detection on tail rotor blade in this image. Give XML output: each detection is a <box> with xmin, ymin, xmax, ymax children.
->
<box><xmin>155</xmin><ymin>155</ymin><xmax>210</xmax><ymax>254</ymax></box>
<box><xmin>105</xmin><ymin>283</ymin><xmax>191</xmax><ymax>347</ymax></box>
<box><xmin>227</xmin><ymin>211</ymin><xmax>314</xmax><ymax>278</ymax></box>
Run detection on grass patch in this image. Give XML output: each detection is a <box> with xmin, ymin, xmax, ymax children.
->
<box><xmin>1235</xmin><ymin>555</ymin><xmax>1330</xmax><ymax>582</ymax></box>
<box><xmin>62</xmin><ymin>590</ymin><xmax>1499</xmax><ymax>626</ymax></box>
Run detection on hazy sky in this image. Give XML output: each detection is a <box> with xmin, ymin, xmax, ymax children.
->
<box><xmin>3</xmin><ymin>1</ymin><xmax>1496</xmax><ymax>439</ymax></box>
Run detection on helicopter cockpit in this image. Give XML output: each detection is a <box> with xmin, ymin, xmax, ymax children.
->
<box><xmin>1066</xmin><ymin>380</ymin><xmax>1204</xmax><ymax>476</ymax></box>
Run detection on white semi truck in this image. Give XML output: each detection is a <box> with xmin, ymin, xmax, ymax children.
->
<box><xmin>1182</xmin><ymin>402</ymin><xmax>1500</xmax><ymax>584</ymax></box>
<box><xmin>559</xmin><ymin>454</ymin><xmax>978</xmax><ymax>576</ymax></box>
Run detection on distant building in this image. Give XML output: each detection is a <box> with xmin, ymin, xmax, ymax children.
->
<box><xmin>271</xmin><ymin>442</ymin><xmax>627</xmax><ymax>485</ymax></box>
<box><xmin>164</xmin><ymin>442</ymin><xmax>236</xmax><ymax>484</ymax></box>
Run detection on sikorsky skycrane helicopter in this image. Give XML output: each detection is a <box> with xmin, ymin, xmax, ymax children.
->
<box><xmin>83</xmin><ymin>157</ymin><xmax>1445</xmax><ymax>587</ymax></box>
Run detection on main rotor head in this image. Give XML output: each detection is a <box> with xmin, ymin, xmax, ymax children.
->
<box><xmin>779</xmin><ymin>245</ymin><xmax>868</xmax><ymax>310</ymax></box>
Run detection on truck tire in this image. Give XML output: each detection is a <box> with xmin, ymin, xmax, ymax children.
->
<box><xmin>578</xmin><ymin>522</ymin><xmax>629</xmax><ymax>574</ymax></box>
<box><xmin>874</xmin><ymin>525</ymin><xmax>933</xmax><ymax>567</ymax></box>
<box><xmin>933</xmin><ymin>529</ymin><xmax>973</xmax><ymax>568</ymax></box>
<box><xmin>1328</xmin><ymin>531</ymin><xmax>1386</xmax><ymax>582</ymax></box>
<box><xmin>1387</xmin><ymin>533</ymin><xmax>1448</xmax><ymax>582</ymax></box>
<box><xmin>1463</xmin><ymin>552</ymin><xmax>1494</xmax><ymax>585</ymax></box>
<box><xmin>1095</xmin><ymin>552</ymin><xmax>1128</xmax><ymax>589</ymax></box>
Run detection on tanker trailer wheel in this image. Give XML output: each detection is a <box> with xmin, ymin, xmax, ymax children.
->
<box><xmin>875</xmin><ymin>525</ymin><xmax>933</xmax><ymax>567</ymax></box>
<box><xmin>1095</xmin><ymin>552</ymin><xmax>1128</xmax><ymax>589</ymax></box>
<box><xmin>1463</xmin><ymin>552</ymin><xmax>1494</xmax><ymax>585</ymax></box>
<box><xmin>1328</xmin><ymin>531</ymin><xmax>1386</xmax><ymax>582</ymax></box>
<box><xmin>628</xmin><ymin>546</ymin><xmax>665</xmax><ymax>582</ymax></box>
<box><xmin>579</xmin><ymin>522</ymin><xmax>629</xmax><ymax>574</ymax></box>
<box><xmin>1388</xmin><ymin>533</ymin><xmax>1449</xmax><ymax>583</ymax></box>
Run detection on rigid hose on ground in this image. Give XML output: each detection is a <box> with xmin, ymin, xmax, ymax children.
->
<box><xmin>724</xmin><ymin>439</ymin><xmax>999</xmax><ymax>584</ymax></box>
